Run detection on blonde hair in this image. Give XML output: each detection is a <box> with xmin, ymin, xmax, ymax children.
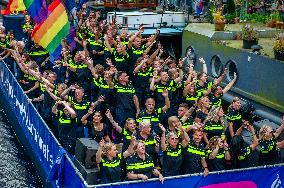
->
<box><xmin>168</xmin><ymin>116</ymin><xmax>179</xmax><ymax>126</ymax></box>
<box><xmin>133</xmin><ymin>140</ymin><xmax>145</xmax><ymax>151</ymax></box>
<box><xmin>259</xmin><ymin>125</ymin><xmax>272</xmax><ymax>140</ymax></box>
<box><xmin>166</xmin><ymin>131</ymin><xmax>178</xmax><ymax>142</ymax></box>
<box><xmin>204</xmin><ymin>106</ymin><xmax>224</xmax><ymax>125</ymax></box>
<box><xmin>101</xmin><ymin>142</ymin><xmax>115</xmax><ymax>157</ymax></box>
<box><xmin>138</xmin><ymin>121</ymin><xmax>150</xmax><ymax>131</ymax></box>
<box><xmin>207</xmin><ymin>136</ymin><xmax>220</xmax><ymax>150</ymax></box>
<box><xmin>229</xmin><ymin>97</ymin><xmax>240</xmax><ymax>110</ymax></box>
<box><xmin>125</xmin><ymin>118</ymin><xmax>136</xmax><ymax>129</ymax></box>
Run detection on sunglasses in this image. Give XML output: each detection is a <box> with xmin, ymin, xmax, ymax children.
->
<box><xmin>170</xmin><ymin>137</ymin><xmax>178</xmax><ymax>140</ymax></box>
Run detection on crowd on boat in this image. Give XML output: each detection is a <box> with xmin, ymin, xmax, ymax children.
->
<box><xmin>0</xmin><ymin>3</ymin><xmax>284</xmax><ymax>184</ymax></box>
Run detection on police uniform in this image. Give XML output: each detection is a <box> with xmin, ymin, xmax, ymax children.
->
<box><xmin>121</xmin><ymin>128</ymin><xmax>135</xmax><ymax>152</ymax></box>
<box><xmin>236</xmin><ymin>145</ymin><xmax>254</xmax><ymax>169</ymax></box>
<box><xmin>182</xmin><ymin>140</ymin><xmax>207</xmax><ymax>174</ymax></box>
<box><xmin>207</xmin><ymin>148</ymin><xmax>227</xmax><ymax>171</ymax></box>
<box><xmin>114</xmin><ymin>83</ymin><xmax>137</xmax><ymax>126</ymax></box>
<box><xmin>100</xmin><ymin>153</ymin><xmax>123</xmax><ymax>183</ymax></box>
<box><xmin>183</xmin><ymin>90</ymin><xmax>199</xmax><ymax>108</ymax></box>
<box><xmin>128</xmin><ymin>44</ymin><xmax>146</xmax><ymax>77</ymax></box>
<box><xmin>112</xmin><ymin>50</ymin><xmax>129</xmax><ymax>72</ymax></box>
<box><xmin>195</xmin><ymin>80</ymin><xmax>213</xmax><ymax>97</ymax></box>
<box><xmin>209</xmin><ymin>92</ymin><xmax>223</xmax><ymax>107</ymax></box>
<box><xmin>153</xmin><ymin>80</ymin><xmax>174</xmax><ymax>108</ymax></box>
<box><xmin>226</xmin><ymin>108</ymin><xmax>243</xmax><ymax>135</ymax></box>
<box><xmin>136</xmin><ymin>108</ymin><xmax>163</xmax><ymax>135</ymax></box>
<box><xmin>28</xmin><ymin>46</ymin><xmax>49</xmax><ymax>69</ymax></box>
<box><xmin>179</xmin><ymin>116</ymin><xmax>195</xmax><ymax>134</ymax></box>
<box><xmin>162</xmin><ymin>144</ymin><xmax>182</xmax><ymax>176</ymax></box>
<box><xmin>86</xmin><ymin>36</ymin><xmax>104</xmax><ymax>65</ymax></box>
<box><xmin>204</xmin><ymin>120</ymin><xmax>224</xmax><ymax>140</ymax></box>
<box><xmin>259</xmin><ymin>136</ymin><xmax>280</xmax><ymax>165</ymax></box>
<box><xmin>136</xmin><ymin>133</ymin><xmax>158</xmax><ymax>166</ymax></box>
<box><xmin>55</xmin><ymin>109</ymin><xmax>77</xmax><ymax>155</ymax></box>
<box><xmin>126</xmin><ymin>153</ymin><xmax>155</xmax><ymax>179</ymax></box>
<box><xmin>194</xmin><ymin>109</ymin><xmax>208</xmax><ymax>123</ymax></box>
<box><xmin>69</xmin><ymin>96</ymin><xmax>90</xmax><ymax>138</ymax></box>
<box><xmin>134</xmin><ymin>67</ymin><xmax>153</xmax><ymax>105</ymax></box>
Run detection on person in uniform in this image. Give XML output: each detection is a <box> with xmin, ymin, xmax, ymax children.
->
<box><xmin>258</xmin><ymin>117</ymin><xmax>284</xmax><ymax>165</ymax></box>
<box><xmin>96</xmin><ymin>138</ymin><xmax>135</xmax><ymax>184</ymax></box>
<box><xmin>206</xmin><ymin>136</ymin><xmax>231</xmax><ymax>171</ymax></box>
<box><xmin>52</xmin><ymin>100</ymin><xmax>77</xmax><ymax>155</ymax></box>
<box><xmin>126</xmin><ymin>141</ymin><xmax>164</xmax><ymax>183</ymax></box>
<box><xmin>230</xmin><ymin>121</ymin><xmax>258</xmax><ymax>169</ymax></box>
<box><xmin>159</xmin><ymin>124</ymin><xmax>189</xmax><ymax>176</ymax></box>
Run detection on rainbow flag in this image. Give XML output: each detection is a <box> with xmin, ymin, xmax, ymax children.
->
<box><xmin>23</xmin><ymin>0</ymin><xmax>48</xmax><ymax>24</ymax></box>
<box><xmin>1</xmin><ymin>0</ymin><xmax>26</xmax><ymax>15</ymax></box>
<box><xmin>32</xmin><ymin>0</ymin><xmax>74</xmax><ymax>61</ymax></box>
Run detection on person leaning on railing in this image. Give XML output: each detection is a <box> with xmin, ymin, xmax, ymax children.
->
<box><xmin>126</xmin><ymin>140</ymin><xmax>164</xmax><ymax>183</ymax></box>
<box><xmin>96</xmin><ymin>137</ymin><xmax>135</xmax><ymax>184</ymax></box>
<box><xmin>258</xmin><ymin>116</ymin><xmax>284</xmax><ymax>166</ymax></box>
<box><xmin>230</xmin><ymin>121</ymin><xmax>258</xmax><ymax>169</ymax></box>
<box><xmin>159</xmin><ymin>123</ymin><xmax>189</xmax><ymax>177</ymax></box>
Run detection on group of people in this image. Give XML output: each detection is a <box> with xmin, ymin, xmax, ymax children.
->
<box><xmin>1</xmin><ymin>3</ymin><xmax>284</xmax><ymax>184</ymax></box>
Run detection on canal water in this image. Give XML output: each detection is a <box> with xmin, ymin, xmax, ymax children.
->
<box><xmin>0</xmin><ymin>106</ymin><xmax>43</xmax><ymax>188</ymax></box>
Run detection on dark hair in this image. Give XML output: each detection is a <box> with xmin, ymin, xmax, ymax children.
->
<box><xmin>179</xmin><ymin>103</ymin><xmax>189</xmax><ymax>109</ymax></box>
<box><xmin>230</xmin><ymin>135</ymin><xmax>244</xmax><ymax>167</ymax></box>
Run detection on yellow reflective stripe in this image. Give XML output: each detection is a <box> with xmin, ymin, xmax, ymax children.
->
<box><xmin>185</xmin><ymin>95</ymin><xmax>199</xmax><ymax>101</ymax></box>
<box><xmin>101</xmin><ymin>154</ymin><xmax>122</xmax><ymax>168</ymax></box>
<box><xmin>72</xmin><ymin>102</ymin><xmax>90</xmax><ymax>110</ymax></box>
<box><xmin>127</xmin><ymin>162</ymin><xmax>154</xmax><ymax>170</ymax></box>
<box><xmin>117</xmin><ymin>88</ymin><xmax>135</xmax><ymax>93</ymax></box>
<box><xmin>29</xmin><ymin>50</ymin><xmax>48</xmax><ymax>56</ymax></box>
<box><xmin>227</xmin><ymin>114</ymin><xmax>242</xmax><ymax>120</ymax></box>
<box><xmin>123</xmin><ymin>129</ymin><xmax>132</xmax><ymax>140</ymax></box>
<box><xmin>144</xmin><ymin>139</ymin><xmax>156</xmax><ymax>146</ymax></box>
<box><xmin>216</xmin><ymin>153</ymin><xmax>225</xmax><ymax>159</ymax></box>
<box><xmin>77</xmin><ymin>64</ymin><xmax>88</xmax><ymax>69</ymax></box>
<box><xmin>187</xmin><ymin>145</ymin><xmax>206</xmax><ymax>156</ymax></box>
<box><xmin>166</xmin><ymin>145</ymin><xmax>182</xmax><ymax>157</ymax></box>
<box><xmin>238</xmin><ymin>147</ymin><xmax>251</xmax><ymax>160</ymax></box>
<box><xmin>59</xmin><ymin>118</ymin><xmax>72</xmax><ymax>124</ymax></box>
<box><xmin>204</xmin><ymin>125</ymin><xmax>224</xmax><ymax>131</ymax></box>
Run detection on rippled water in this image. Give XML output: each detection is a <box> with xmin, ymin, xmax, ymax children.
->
<box><xmin>0</xmin><ymin>108</ymin><xmax>43</xmax><ymax>188</ymax></box>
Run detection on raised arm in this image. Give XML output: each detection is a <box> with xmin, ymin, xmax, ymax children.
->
<box><xmin>105</xmin><ymin>109</ymin><xmax>122</xmax><ymax>134</ymax></box>
<box><xmin>213</xmin><ymin>68</ymin><xmax>228</xmax><ymax>86</ymax></box>
<box><xmin>104</xmin><ymin>35</ymin><xmax>114</xmax><ymax>54</ymax></box>
<box><xmin>199</xmin><ymin>57</ymin><xmax>207</xmax><ymax>74</ymax></box>
<box><xmin>274</xmin><ymin>116</ymin><xmax>284</xmax><ymax>139</ymax></box>
<box><xmin>223</xmin><ymin>72</ymin><xmax>237</xmax><ymax>94</ymax></box>
<box><xmin>161</xmin><ymin>89</ymin><xmax>170</xmax><ymax>112</ymax></box>
<box><xmin>159</xmin><ymin>124</ymin><xmax>167</xmax><ymax>151</ymax></box>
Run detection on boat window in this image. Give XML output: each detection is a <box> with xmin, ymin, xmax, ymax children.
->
<box><xmin>225</xmin><ymin>60</ymin><xmax>238</xmax><ymax>82</ymax></box>
<box><xmin>123</xmin><ymin>17</ymin><xmax>128</xmax><ymax>25</ymax></box>
<box><xmin>211</xmin><ymin>55</ymin><xmax>224</xmax><ymax>78</ymax></box>
<box><xmin>185</xmin><ymin>46</ymin><xmax>196</xmax><ymax>65</ymax></box>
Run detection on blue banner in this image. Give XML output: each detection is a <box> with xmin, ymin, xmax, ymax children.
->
<box><xmin>0</xmin><ymin>62</ymin><xmax>85</xmax><ymax>188</ymax></box>
<box><xmin>1</xmin><ymin>61</ymin><xmax>284</xmax><ymax>188</ymax></box>
<box><xmin>96</xmin><ymin>165</ymin><xmax>284</xmax><ymax>188</ymax></box>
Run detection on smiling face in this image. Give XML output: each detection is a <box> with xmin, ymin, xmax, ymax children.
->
<box><xmin>108</xmin><ymin>145</ymin><xmax>118</xmax><ymax>158</ymax></box>
<box><xmin>93</xmin><ymin>112</ymin><xmax>102</xmax><ymax>123</ymax></box>
<box><xmin>136</xmin><ymin>142</ymin><xmax>146</xmax><ymax>155</ymax></box>
<box><xmin>160</xmin><ymin>71</ymin><xmax>169</xmax><ymax>82</ymax></box>
<box><xmin>126</xmin><ymin>119</ymin><xmax>136</xmax><ymax>132</ymax></box>
<box><xmin>75</xmin><ymin>88</ymin><xmax>84</xmax><ymax>100</ymax></box>
<box><xmin>145</xmin><ymin>98</ymin><xmax>155</xmax><ymax>113</ymax></box>
<box><xmin>193</xmin><ymin>130</ymin><xmax>203</xmax><ymax>144</ymax></box>
<box><xmin>168</xmin><ymin>132</ymin><xmax>179</xmax><ymax>148</ymax></box>
<box><xmin>233</xmin><ymin>99</ymin><xmax>241</xmax><ymax>110</ymax></box>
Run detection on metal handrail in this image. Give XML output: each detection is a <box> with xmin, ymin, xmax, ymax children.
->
<box><xmin>87</xmin><ymin>163</ymin><xmax>284</xmax><ymax>187</ymax></box>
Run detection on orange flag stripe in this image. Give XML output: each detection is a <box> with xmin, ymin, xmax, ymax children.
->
<box><xmin>32</xmin><ymin>3</ymin><xmax>65</xmax><ymax>42</ymax></box>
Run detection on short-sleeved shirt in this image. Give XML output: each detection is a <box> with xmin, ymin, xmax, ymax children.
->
<box><xmin>136</xmin><ymin>108</ymin><xmax>163</xmax><ymax>134</ymax></box>
<box><xmin>195</xmin><ymin>110</ymin><xmax>208</xmax><ymax>123</ymax></box>
<box><xmin>204</xmin><ymin>120</ymin><xmax>224</xmax><ymax>139</ymax></box>
<box><xmin>100</xmin><ymin>153</ymin><xmax>123</xmax><ymax>184</ymax></box>
<box><xmin>195</xmin><ymin>80</ymin><xmax>213</xmax><ymax>97</ymax></box>
<box><xmin>209</xmin><ymin>92</ymin><xmax>223</xmax><ymax>107</ymax></box>
<box><xmin>259</xmin><ymin>136</ymin><xmax>279</xmax><ymax>165</ymax></box>
<box><xmin>136</xmin><ymin>133</ymin><xmax>157</xmax><ymax>161</ymax></box>
<box><xmin>226</xmin><ymin>108</ymin><xmax>242</xmax><ymax>134</ymax></box>
<box><xmin>207</xmin><ymin>148</ymin><xmax>226</xmax><ymax>171</ymax></box>
<box><xmin>182</xmin><ymin>141</ymin><xmax>207</xmax><ymax>174</ymax></box>
<box><xmin>55</xmin><ymin>110</ymin><xmax>77</xmax><ymax>140</ymax></box>
<box><xmin>237</xmin><ymin>145</ymin><xmax>253</xmax><ymax>169</ymax></box>
<box><xmin>87</xmin><ymin>122</ymin><xmax>108</xmax><ymax>143</ymax></box>
<box><xmin>163</xmin><ymin>144</ymin><xmax>183</xmax><ymax>176</ymax></box>
<box><xmin>114</xmin><ymin>83</ymin><xmax>136</xmax><ymax>110</ymax></box>
<box><xmin>126</xmin><ymin>153</ymin><xmax>154</xmax><ymax>179</ymax></box>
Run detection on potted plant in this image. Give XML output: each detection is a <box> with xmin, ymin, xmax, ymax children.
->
<box><xmin>241</xmin><ymin>24</ymin><xmax>258</xmax><ymax>49</ymax></box>
<box><xmin>273</xmin><ymin>33</ymin><xmax>284</xmax><ymax>61</ymax></box>
<box><xmin>213</xmin><ymin>6</ymin><xmax>225</xmax><ymax>31</ymax></box>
